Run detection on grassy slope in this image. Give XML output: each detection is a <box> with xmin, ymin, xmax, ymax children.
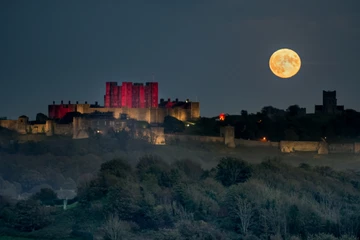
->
<box><xmin>131</xmin><ymin>142</ymin><xmax>360</xmax><ymax>171</ymax></box>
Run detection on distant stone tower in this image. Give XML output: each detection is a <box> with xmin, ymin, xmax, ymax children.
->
<box><xmin>16</xmin><ymin>116</ymin><xmax>28</xmax><ymax>134</ymax></box>
<box><xmin>45</xmin><ymin>120</ymin><xmax>54</xmax><ymax>136</ymax></box>
<box><xmin>323</xmin><ymin>91</ymin><xmax>337</xmax><ymax>114</ymax></box>
<box><xmin>72</xmin><ymin>117</ymin><xmax>89</xmax><ymax>139</ymax></box>
<box><xmin>220</xmin><ymin>126</ymin><xmax>236</xmax><ymax>148</ymax></box>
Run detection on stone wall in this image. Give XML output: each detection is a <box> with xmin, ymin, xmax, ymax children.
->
<box><xmin>75</xmin><ymin>105</ymin><xmax>200</xmax><ymax>124</ymax></box>
<box><xmin>354</xmin><ymin>143</ymin><xmax>360</xmax><ymax>153</ymax></box>
<box><xmin>165</xmin><ymin>134</ymin><xmax>224</xmax><ymax>144</ymax></box>
<box><xmin>0</xmin><ymin>120</ymin><xmax>17</xmax><ymax>131</ymax></box>
<box><xmin>328</xmin><ymin>143</ymin><xmax>354</xmax><ymax>153</ymax></box>
<box><xmin>280</xmin><ymin>141</ymin><xmax>320</xmax><ymax>153</ymax></box>
<box><xmin>235</xmin><ymin>139</ymin><xmax>279</xmax><ymax>148</ymax></box>
<box><xmin>220</xmin><ymin>126</ymin><xmax>235</xmax><ymax>147</ymax></box>
<box><xmin>27</xmin><ymin>124</ymin><xmax>46</xmax><ymax>134</ymax></box>
<box><xmin>53</xmin><ymin>123</ymin><xmax>72</xmax><ymax>135</ymax></box>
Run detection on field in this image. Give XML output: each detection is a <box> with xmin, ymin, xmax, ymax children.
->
<box><xmin>134</xmin><ymin>141</ymin><xmax>360</xmax><ymax>171</ymax></box>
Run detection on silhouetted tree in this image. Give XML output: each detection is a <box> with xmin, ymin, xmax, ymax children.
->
<box><xmin>287</xmin><ymin>105</ymin><xmax>301</xmax><ymax>117</ymax></box>
<box><xmin>241</xmin><ymin>110</ymin><xmax>248</xmax><ymax>117</ymax></box>
<box><xmin>35</xmin><ymin>113</ymin><xmax>48</xmax><ymax>123</ymax></box>
<box><xmin>31</xmin><ymin>188</ymin><xmax>58</xmax><ymax>205</ymax></box>
<box><xmin>58</xmin><ymin>111</ymin><xmax>82</xmax><ymax>124</ymax></box>
<box><xmin>163</xmin><ymin>116</ymin><xmax>185</xmax><ymax>133</ymax></box>
<box><xmin>216</xmin><ymin>157</ymin><xmax>252</xmax><ymax>187</ymax></box>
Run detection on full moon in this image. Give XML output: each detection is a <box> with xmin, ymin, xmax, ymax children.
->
<box><xmin>269</xmin><ymin>48</ymin><xmax>301</xmax><ymax>78</ymax></box>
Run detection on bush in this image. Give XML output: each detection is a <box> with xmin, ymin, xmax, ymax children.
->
<box><xmin>31</xmin><ymin>188</ymin><xmax>58</xmax><ymax>205</ymax></box>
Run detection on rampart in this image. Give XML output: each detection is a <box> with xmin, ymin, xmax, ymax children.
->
<box><xmin>165</xmin><ymin>134</ymin><xmax>224</xmax><ymax>144</ymax></box>
<box><xmin>280</xmin><ymin>141</ymin><xmax>320</xmax><ymax>152</ymax></box>
<box><xmin>2</xmin><ymin>116</ymin><xmax>360</xmax><ymax>154</ymax></box>
<box><xmin>328</xmin><ymin>143</ymin><xmax>354</xmax><ymax>153</ymax></box>
<box><xmin>235</xmin><ymin>139</ymin><xmax>279</xmax><ymax>148</ymax></box>
<box><xmin>50</xmin><ymin>102</ymin><xmax>200</xmax><ymax>124</ymax></box>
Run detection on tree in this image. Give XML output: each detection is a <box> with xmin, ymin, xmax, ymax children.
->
<box><xmin>56</xmin><ymin>189</ymin><xmax>77</xmax><ymax>210</ymax></box>
<box><xmin>287</xmin><ymin>105</ymin><xmax>300</xmax><ymax>117</ymax></box>
<box><xmin>36</xmin><ymin>113</ymin><xmax>48</xmax><ymax>123</ymax></box>
<box><xmin>163</xmin><ymin>116</ymin><xmax>185</xmax><ymax>133</ymax></box>
<box><xmin>236</xmin><ymin>197</ymin><xmax>254</xmax><ymax>235</ymax></box>
<box><xmin>284</xmin><ymin>128</ymin><xmax>299</xmax><ymax>141</ymax></box>
<box><xmin>58</xmin><ymin>111</ymin><xmax>82</xmax><ymax>123</ymax></box>
<box><xmin>241</xmin><ymin>110</ymin><xmax>248</xmax><ymax>117</ymax></box>
<box><xmin>103</xmin><ymin>214</ymin><xmax>132</xmax><ymax>240</ymax></box>
<box><xmin>10</xmin><ymin>199</ymin><xmax>52</xmax><ymax>232</ymax></box>
<box><xmin>216</xmin><ymin>157</ymin><xmax>252</xmax><ymax>187</ymax></box>
<box><xmin>136</xmin><ymin>155</ymin><xmax>176</xmax><ymax>187</ymax></box>
<box><xmin>31</xmin><ymin>188</ymin><xmax>58</xmax><ymax>205</ymax></box>
<box><xmin>100</xmin><ymin>158</ymin><xmax>133</xmax><ymax>179</ymax></box>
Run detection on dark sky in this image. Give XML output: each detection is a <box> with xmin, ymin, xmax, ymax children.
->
<box><xmin>1</xmin><ymin>0</ymin><xmax>359</xmax><ymax>119</ymax></box>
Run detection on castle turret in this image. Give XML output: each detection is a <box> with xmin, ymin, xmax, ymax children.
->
<box><xmin>45</xmin><ymin>120</ymin><xmax>54</xmax><ymax>136</ymax></box>
<box><xmin>72</xmin><ymin>117</ymin><xmax>88</xmax><ymax>139</ymax></box>
<box><xmin>220</xmin><ymin>126</ymin><xmax>235</xmax><ymax>148</ymax></box>
<box><xmin>16</xmin><ymin>115</ymin><xmax>29</xmax><ymax>134</ymax></box>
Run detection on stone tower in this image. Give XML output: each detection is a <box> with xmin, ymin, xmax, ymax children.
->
<box><xmin>16</xmin><ymin>116</ymin><xmax>28</xmax><ymax>134</ymax></box>
<box><xmin>45</xmin><ymin>120</ymin><xmax>54</xmax><ymax>136</ymax></box>
<box><xmin>220</xmin><ymin>126</ymin><xmax>236</xmax><ymax>148</ymax></box>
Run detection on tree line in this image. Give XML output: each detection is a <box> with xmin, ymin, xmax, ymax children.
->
<box><xmin>164</xmin><ymin>105</ymin><xmax>360</xmax><ymax>142</ymax></box>
<box><xmin>1</xmin><ymin>156</ymin><xmax>360</xmax><ymax>239</ymax></box>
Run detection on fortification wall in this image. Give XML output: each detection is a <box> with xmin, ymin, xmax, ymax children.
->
<box><xmin>328</xmin><ymin>143</ymin><xmax>354</xmax><ymax>153</ymax></box>
<box><xmin>165</xmin><ymin>108</ymin><xmax>191</xmax><ymax>122</ymax></box>
<box><xmin>354</xmin><ymin>143</ymin><xmax>360</xmax><ymax>153</ymax></box>
<box><xmin>280</xmin><ymin>141</ymin><xmax>319</xmax><ymax>152</ymax></box>
<box><xmin>28</xmin><ymin>124</ymin><xmax>46</xmax><ymax>134</ymax></box>
<box><xmin>75</xmin><ymin>105</ymin><xmax>199</xmax><ymax>124</ymax></box>
<box><xmin>235</xmin><ymin>139</ymin><xmax>279</xmax><ymax>148</ymax></box>
<box><xmin>165</xmin><ymin>134</ymin><xmax>224</xmax><ymax>144</ymax></box>
<box><xmin>190</xmin><ymin>102</ymin><xmax>200</xmax><ymax>119</ymax></box>
<box><xmin>0</xmin><ymin>120</ymin><xmax>17</xmax><ymax>131</ymax></box>
<box><xmin>54</xmin><ymin>123</ymin><xmax>72</xmax><ymax>135</ymax></box>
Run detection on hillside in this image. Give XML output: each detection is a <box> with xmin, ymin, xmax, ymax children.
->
<box><xmin>1</xmin><ymin>133</ymin><xmax>360</xmax><ymax>200</ymax></box>
<box><xmin>1</xmin><ymin>155</ymin><xmax>360</xmax><ymax>240</ymax></box>
<box><xmin>1</xmin><ymin>133</ymin><xmax>360</xmax><ymax>239</ymax></box>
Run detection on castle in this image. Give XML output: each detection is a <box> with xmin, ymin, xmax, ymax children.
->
<box><xmin>0</xmin><ymin>81</ymin><xmax>200</xmax><ymax>141</ymax></box>
<box><xmin>48</xmin><ymin>81</ymin><xmax>200</xmax><ymax>123</ymax></box>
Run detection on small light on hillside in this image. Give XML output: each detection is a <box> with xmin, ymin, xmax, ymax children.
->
<box><xmin>219</xmin><ymin>113</ymin><xmax>225</xmax><ymax>121</ymax></box>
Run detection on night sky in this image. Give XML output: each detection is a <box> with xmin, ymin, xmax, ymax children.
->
<box><xmin>1</xmin><ymin>0</ymin><xmax>359</xmax><ymax>119</ymax></box>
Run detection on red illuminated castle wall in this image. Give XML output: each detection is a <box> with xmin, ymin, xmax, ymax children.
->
<box><xmin>48</xmin><ymin>101</ymin><xmax>77</xmax><ymax>120</ymax></box>
<box><xmin>104</xmin><ymin>81</ymin><xmax>158</xmax><ymax>108</ymax></box>
<box><xmin>49</xmin><ymin>82</ymin><xmax>159</xmax><ymax>119</ymax></box>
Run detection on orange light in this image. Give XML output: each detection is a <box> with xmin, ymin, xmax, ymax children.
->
<box><xmin>219</xmin><ymin>113</ymin><xmax>225</xmax><ymax>121</ymax></box>
<box><xmin>261</xmin><ymin>137</ymin><xmax>267</xmax><ymax>142</ymax></box>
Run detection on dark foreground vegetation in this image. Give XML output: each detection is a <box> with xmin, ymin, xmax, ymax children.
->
<box><xmin>1</xmin><ymin>156</ymin><xmax>360</xmax><ymax>240</ymax></box>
